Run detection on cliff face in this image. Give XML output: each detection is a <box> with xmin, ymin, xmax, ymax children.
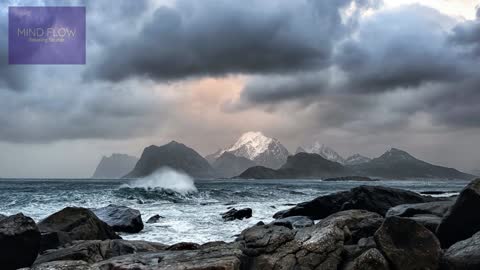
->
<box><xmin>92</xmin><ymin>154</ymin><xmax>138</xmax><ymax>179</ymax></box>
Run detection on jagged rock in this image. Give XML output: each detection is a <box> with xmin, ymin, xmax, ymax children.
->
<box><xmin>436</xmin><ymin>178</ymin><xmax>480</xmax><ymax>248</ymax></box>
<box><xmin>221</xmin><ymin>208</ymin><xmax>252</xmax><ymax>221</ymax></box>
<box><xmin>92</xmin><ymin>205</ymin><xmax>144</xmax><ymax>233</ymax></box>
<box><xmin>92</xmin><ymin>242</ymin><xmax>246</xmax><ymax>270</ymax></box>
<box><xmin>146</xmin><ymin>214</ymin><xmax>163</xmax><ymax>224</ymax></box>
<box><xmin>270</xmin><ymin>216</ymin><xmax>314</xmax><ymax>229</ymax></box>
<box><xmin>274</xmin><ymin>185</ymin><xmax>432</xmax><ymax>219</ymax></box>
<box><xmin>238</xmin><ymin>210</ymin><xmax>381</xmax><ymax>269</ymax></box>
<box><xmin>34</xmin><ymin>240</ymin><xmax>166</xmax><ymax>265</ymax></box>
<box><xmin>37</xmin><ymin>207</ymin><xmax>120</xmax><ymax>251</ymax></box>
<box><xmin>386</xmin><ymin>201</ymin><xmax>453</xmax><ymax>218</ymax></box>
<box><xmin>21</xmin><ymin>260</ymin><xmax>93</xmax><ymax>270</ymax></box>
<box><xmin>351</xmin><ymin>248</ymin><xmax>389</xmax><ymax>270</ymax></box>
<box><xmin>441</xmin><ymin>231</ymin><xmax>480</xmax><ymax>270</ymax></box>
<box><xmin>375</xmin><ymin>216</ymin><xmax>441</xmax><ymax>270</ymax></box>
<box><xmin>0</xmin><ymin>213</ymin><xmax>41</xmax><ymax>270</ymax></box>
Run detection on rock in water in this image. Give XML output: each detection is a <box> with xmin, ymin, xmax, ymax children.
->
<box><xmin>221</xmin><ymin>208</ymin><xmax>252</xmax><ymax>221</ymax></box>
<box><xmin>0</xmin><ymin>213</ymin><xmax>41</xmax><ymax>270</ymax></box>
<box><xmin>93</xmin><ymin>204</ymin><xmax>144</xmax><ymax>233</ymax></box>
<box><xmin>441</xmin><ymin>231</ymin><xmax>480</xmax><ymax>270</ymax></box>
<box><xmin>436</xmin><ymin>178</ymin><xmax>480</xmax><ymax>248</ymax></box>
<box><xmin>274</xmin><ymin>185</ymin><xmax>432</xmax><ymax>219</ymax></box>
<box><xmin>37</xmin><ymin>207</ymin><xmax>120</xmax><ymax>251</ymax></box>
<box><xmin>146</xmin><ymin>214</ymin><xmax>163</xmax><ymax>224</ymax></box>
<box><xmin>375</xmin><ymin>216</ymin><xmax>441</xmax><ymax>270</ymax></box>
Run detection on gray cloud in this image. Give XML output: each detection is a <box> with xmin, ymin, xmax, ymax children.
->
<box><xmin>89</xmin><ymin>0</ymin><xmax>378</xmax><ymax>81</ymax></box>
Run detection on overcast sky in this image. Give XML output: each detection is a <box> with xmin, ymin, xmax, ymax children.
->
<box><xmin>0</xmin><ymin>0</ymin><xmax>479</xmax><ymax>178</ymax></box>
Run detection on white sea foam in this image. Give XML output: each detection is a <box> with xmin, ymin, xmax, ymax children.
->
<box><xmin>124</xmin><ymin>167</ymin><xmax>198</xmax><ymax>194</ymax></box>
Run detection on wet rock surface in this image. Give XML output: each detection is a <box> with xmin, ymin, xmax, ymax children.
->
<box><xmin>92</xmin><ymin>204</ymin><xmax>144</xmax><ymax>233</ymax></box>
<box><xmin>37</xmin><ymin>207</ymin><xmax>120</xmax><ymax>251</ymax></box>
<box><xmin>441</xmin><ymin>231</ymin><xmax>480</xmax><ymax>270</ymax></box>
<box><xmin>0</xmin><ymin>213</ymin><xmax>41</xmax><ymax>270</ymax></box>
<box><xmin>221</xmin><ymin>208</ymin><xmax>253</xmax><ymax>221</ymax></box>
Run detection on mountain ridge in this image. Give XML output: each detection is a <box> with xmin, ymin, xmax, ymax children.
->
<box><xmin>92</xmin><ymin>154</ymin><xmax>138</xmax><ymax>179</ymax></box>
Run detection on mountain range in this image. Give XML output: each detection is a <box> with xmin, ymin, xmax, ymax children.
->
<box><xmin>92</xmin><ymin>131</ymin><xmax>475</xmax><ymax>181</ymax></box>
<box><xmin>92</xmin><ymin>154</ymin><xmax>138</xmax><ymax>179</ymax></box>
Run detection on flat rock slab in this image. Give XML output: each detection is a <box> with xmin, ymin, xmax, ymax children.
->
<box><xmin>442</xmin><ymin>231</ymin><xmax>480</xmax><ymax>270</ymax></box>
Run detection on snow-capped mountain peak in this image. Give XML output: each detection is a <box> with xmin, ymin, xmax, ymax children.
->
<box><xmin>345</xmin><ymin>154</ymin><xmax>371</xmax><ymax>165</ymax></box>
<box><xmin>225</xmin><ymin>131</ymin><xmax>273</xmax><ymax>160</ymax></box>
<box><xmin>207</xmin><ymin>131</ymin><xmax>289</xmax><ymax>169</ymax></box>
<box><xmin>303</xmin><ymin>142</ymin><xmax>346</xmax><ymax>164</ymax></box>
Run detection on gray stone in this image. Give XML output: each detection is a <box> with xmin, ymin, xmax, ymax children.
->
<box><xmin>441</xmin><ymin>231</ymin><xmax>480</xmax><ymax>270</ymax></box>
<box><xmin>92</xmin><ymin>204</ymin><xmax>144</xmax><ymax>233</ymax></box>
<box><xmin>351</xmin><ymin>248</ymin><xmax>389</xmax><ymax>270</ymax></box>
<box><xmin>386</xmin><ymin>200</ymin><xmax>453</xmax><ymax>218</ymax></box>
<box><xmin>34</xmin><ymin>239</ymin><xmax>167</xmax><ymax>265</ymax></box>
<box><xmin>375</xmin><ymin>216</ymin><xmax>441</xmax><ymax>270</ymax></box>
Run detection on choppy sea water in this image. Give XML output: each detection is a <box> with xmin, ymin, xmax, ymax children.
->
<box><xmin>0</xmin><ymin>173</ymin><xmax>468</xmax><ymax>245</ymax></box>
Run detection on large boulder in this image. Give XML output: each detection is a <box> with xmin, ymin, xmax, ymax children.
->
<box><xmin>0</xmin><ymin>213</ymin><xmax>41</xmax><ymax>270</ymax></box>
<box><xmin>239</xmin><ymin>210</ymin><xmax>382</xmax><ymax>269</ymax></box>
<box><xmin>21</xmin><ymin>260</ymin><xmax>93</xmax><ymax>270</ymax></box>
<box><xmin>436</xmin><ymin>178</ymin><xmax>480</xmax><ymax>248</ymax></box>
<box><xmin>221</xmin><ymin>208</ymin><xmax>252</xmax><ymax>221</ymax></box>
<box><xmin>441</xmin><ymin>231</ymin><xmax>480</xmax><ymax>270</ymax></box>
<box><xmin>37</xmin><ymin>207</ymin><xmax>120</xmax><ymax>251</ymax></box>
<box><xmin>92</xmin><ymin>205</ymin><xmax>144</xmax><ymax>233</ymax></box>
<box><xmin>386</xmin><ymin>201</ymin><xmax>453</xmax><ymax>218</ymax></box>
<box><xmin>34</xmin><ymin>239</ymin><xmax>167</xmax><ymax>265</ymax></box>
<box><xmin>375</xmin><ymin>216</ymin><xmax>442</xmax><ymax>270</ymax></box>
<box><xmin>274</xmin><ymin>185</ymin><xmax>432</xmax><ymax>219</ymax></box>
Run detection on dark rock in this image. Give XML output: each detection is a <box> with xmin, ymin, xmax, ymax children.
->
<box><xmin>421</xmin><ymin>191</ymin><xmax>456</xmax><ymax>195</ymax></box>
<box><xmin>255</xmin><ymin>221</ymin><xmax>265</xmax><ymax>226</ymax></box>
<box><xmin>34</xmin><ymin>239</ymin><xmax>167</xmax><ymax>265</ymax></box>
<box><xmin>23</xmin><ymin>260</ymin><xmax>93</xmax><ymax>270</ymax></box>
<box><xmin>375</xmin><ymin>216</ymin><xmax>441</xmax><ymax>270</ymax></box>
<box><xmin>0</xmin><ymin>213</ymin><xmax>40</xmax><ymax>270</ymax></box>
<box><xmin>166</xmin><ymin>242</ymin><xmax>200</xmax><ymax>251</ymax></box>
<box><xmin>146</xmin><ymin>214</ymin><xmax>163</xmax><ymax>224</ymax></box>
<box><xmin>436</xmin><ymin>178</ymin><xmax>480</xmax><ymax>248</ymax></box>
<box><xmin>238</xmin><ymin>210</ymin><xmax>380</xmax><ymax>269</ymax></box>
<box><xmin>441</xmin><ymin>231</ymin><xmax>480</xmax><ymax>270</ymax></box>
<box><xmin>221</xmin><ymin>208</ymin><xmax>252</xmax><ymax>221</ymax></box>
<box><xmin>37</xmin><ymin>207</ymin><xmax>120</xmax><ymax>251</ymax></box>
<box><xmin>93</xmin><ymin>204</ymin><xmax>143</xmax><ymax>233</ymax></box>
<box><xmin>351</xmin><ymin>248</ymin><xmax>389</xmax><ymax>270</ymax></box>
<box><xmin>409</xmin><ymin>215</ymin><xmax>442</xmax><ymax>233</ymax></box>
<box><xmin>386</xmin><ymin>201</ymin><xmax>453</xmax><ymax>218</ymax></box>
<box><xmin>93</xmin><ymin>242</ymin><xmax>246</xmax><ymax>270</ymax></box>
<box><xmin>271</xmin><ymin>216</ymin><xmax>314</xmax><ymax>229</ymax></box>
<box><xmin>274</xmin><ymin>185</ymin><xmax>432</xmax><ymax>219</ymax></box>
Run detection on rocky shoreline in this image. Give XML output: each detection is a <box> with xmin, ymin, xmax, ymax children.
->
<box><xmin>1</xmin><ymin>179</ymin><xmax>479</xmax><ymax>270</ymax></box>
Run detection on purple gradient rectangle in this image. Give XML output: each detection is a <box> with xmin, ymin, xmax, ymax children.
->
<box><xmin>9</xmin><ymin>6</ymin><xmax>86</xmax><ymax>64</ymax></box>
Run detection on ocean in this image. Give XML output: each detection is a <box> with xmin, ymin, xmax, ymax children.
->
<box><xmin>0</xmin><ymin>171</ymin><xmax>468</xmax><ymax>245</ymax></box>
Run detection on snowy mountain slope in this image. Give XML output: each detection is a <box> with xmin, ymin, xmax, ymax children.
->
<box><xmin>301</xmin><ymin>142</ymin><xmax>346</xmax><ymax>164</ymax></box>
<box><xmin>345</xmin><ymin>154</ymin><xmax>371</xmax><ymax>166</ymax></box>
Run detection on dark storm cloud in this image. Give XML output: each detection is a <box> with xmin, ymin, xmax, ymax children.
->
<box><xmin>89</xmin><ymin>0</ymin><xmax>379</xmax><ymax>81</ymax></box>
<box><xmin>232</xmin><ymin>4</ymin><xmax>480</xmax><ymax>132</ymax></box>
